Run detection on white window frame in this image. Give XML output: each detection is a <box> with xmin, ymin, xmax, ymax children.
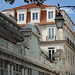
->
<box><xmin>48</xmin><ymin>11</ymin><xmax>53</xmax><ymax>19</ymax></box>
<box><xmin>48</xmin><ymin>27</ymin><xmax>55</xmax><ymax>41</ymax></box>
<box><xmin>48</xmin><ymin>47</ymin><xmax>56</xmax><ymax>61</ymax></box>
<box><xmin>30</xmin><ymin>8</ymin><xmax>40</xmax><ymax>23</ymax></box>
<box><xmin>19</xmin><ymin>13</ymin><xmax>24</xmax><ymax>21</ymax></box>
<box><xmin>17</xmin><ymin>9</ymin><xmax>27</xmax><ymax>24</ymax></box>
<box><xmin>32</xmin><ymin>12</ymin><xmax>38</xmax><ymax>20</ymax></box>
<box><xmin>46</xmin><ymin>7</ymin><xmax>55</xmax><ymax>22</ymax></box>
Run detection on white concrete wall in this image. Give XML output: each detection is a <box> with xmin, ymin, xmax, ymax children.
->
<box><xmin>3</xmin><ymin>10</ymin><xmax>15</xmax><ymax>17</ymax></box>
<box><xmin>16</xmin><ymin>9</ymin><xmax>27</xmax><ymax>24</ymax></box>
<box><xmin>64</xmin><ymin>45</ymin><xmax>75</xmax><ymax>75</ymax></box>
<box><xmin>46</xmin><ymin>7</ymin><xmax>56</xmax><ymax>22</ymax></box>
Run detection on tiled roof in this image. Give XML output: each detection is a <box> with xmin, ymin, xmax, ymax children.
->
<box><xmin>3</xmin><ymin>3</ymin><xmax>57</xmax><ymax>11</ymax></box>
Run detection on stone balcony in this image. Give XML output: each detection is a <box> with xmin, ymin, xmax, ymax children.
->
<box><xmin>0</xmin><ymin>37</ymin><xmax>22</xmax><ymax>55</ymax></box>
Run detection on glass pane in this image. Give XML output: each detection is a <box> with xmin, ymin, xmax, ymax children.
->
<box><xmin>36</xmin><ymin>13</ymin><xmax>38</xmax><ymax>20</ymax></box>
<box><xmin>22</xmin><ymin>14</ymin><xmax>24</xmax><ymax>21</ymax></box>
<box><xmin>16</xmin><ymin>64</ymin><xmax>18</xmax><ymax>72</ymax></box>
<box><xmin>13</xmin><ymin>64</ymin><xmax>15</xmax><ymax>71</ymax></box>
<box><xmin>19</xmin><ymin>65</ymin><xmax>22</xmax><ymax>72</ymax></box>
<box><xmin>33</xmin><ymin>13</ymin><xmax>35</xmax><ymax>20</ymax></box>
<box><xmin>19</xmin><ymin>14</ymin><xmax>21</xmax><ymax>21</ymax></box>
<box><xmin>52</xmin><ymin>28</ymin><xmax>54</xmax><ymax>39</ymax></box>
<box><xmin>49</xmin><ymin>50</ymin><xmax>51</xmax><ymax>60</ymax></box>
<box><xmin>4</xmin><ymin>60</ymin><xmax>7</xmax><ymax>69</ymax></box>
<box><xmin>48</xmin><ymin>12</ymin><xmax>50</xmax><ymax>19</ymax></box>
<box><xmin>4</xmin><ymin>70</ymin><xmax>7</xmax><ymax>75</ymax></box>
<box><xmin>49</xmin><ymin>28</ymin><xmax>51</xmax><ymax>39</ymax></box>
<box><xmin>51</xmin><ymin>11</ymin><xmax>53</xmax><ymax>18</ymax></box>
<box><xmin>1</xmin><ymin>59</ymin><xmax>3</xmax><ymax>67</ymax></box>
<box><xmin>52</xmin><ymin>50</ymin><xmax>55</xmax><ymax>61</ymax></box>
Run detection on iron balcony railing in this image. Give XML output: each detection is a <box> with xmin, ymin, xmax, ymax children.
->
<box><xmin>46</xmin><ymin>36</ymin><xmax>56</xmax><ymax>41</ymax></box>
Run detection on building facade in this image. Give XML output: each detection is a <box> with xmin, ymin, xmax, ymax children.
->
<box><xmin>0</xmin><ymin>12</ymin><xmax>58</xmax><ymax>75</ymax></box>
<box><xmin>2</xmin><ymin>3</ymin><xmax>75</xmax><ymax>75</ymax></box>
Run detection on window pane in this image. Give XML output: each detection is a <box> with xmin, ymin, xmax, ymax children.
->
<box><xmin>49</xmin><ymin>28</ymin><xmax>51</xmax><ymax>39</ymax></box>
<box><xmin>1</xmin><ymin>59</ymin><xmax>3</xmax><ymax>67</ymax></box>
<box><xmin>49</xmin><ymin>50</ymin><xmax>51</xmax><ymax>61</ymax></box>
<box><xmin>49</xmin><ymin>47</ymin><xmax>55</xmax><ymax>62</ymax></box>
<box><xmin>33</xmin><ymin>13</ymin><xmax>35</xmax><ymax>20</ymax></box>
<box><xmin>48</xmin><ymin>12</ymin><xmax>50</xmax><ymax>19</ymax></box>
<box><xmin>51</xmin><ymin>11</ymin><xmax>53</xmax><ymax>18</ymax></box>
<box><xmin>48</xmin><ymin>11</ymin><xmax>53</xmax><ymax>19</ymax></box>
<box><xmin>22</xmin><ymin>14</ymin><xmax>24</xmax><ymax>21</ymax></box>
<box><xmin>19</xmin><ymin>14</ymin><xmax>21</xmax><ymax>21</ymax></box>
<box><xmin>16</xmin><ymin>64</ymin><xmax>18</xmax><ymax>71</ymax></box>
<box><xmin>52</xmin><ymin>28</ymin><xmax>54</xmax><ymax>39</ymax></box>
<box><xmin>13</xmin><ymin>65</ymin><xmax>15</xmax><ymax>71</ymax></box>
<box><xmin>4</xmin><ymin>60</ymin><xmax>7</xmax><ymax>69</ymax></box>
<box><xmin>4</xmin><ymin>70</ymin><xmax>7</xmax><ymax>75</ymax></box>
<box><xmin>52</xmin><ymin>50</ymin><xmax>55</xmax><ymax>61</ymax></box>
<box><xmin>36</xmin><ymin>13</ymin><xmax>38</xmax><ymax>20</ymax></box>
<box><xmin>19</xmin><ymin>65</ymin><xmax>22</xmax><ymax>72</ymax></box>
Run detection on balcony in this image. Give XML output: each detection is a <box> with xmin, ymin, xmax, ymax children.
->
<box><xmin>0</xmin><ymin>37</ymin><xmax>22</xmax><ymax>55</ymax></box>
<box><xmin>46</xmin><ymin>36</ymin><xmax>56</xmax><ymax>41</ymax></box>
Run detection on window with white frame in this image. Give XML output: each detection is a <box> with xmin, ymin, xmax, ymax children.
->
<box><xmin>48</xmin><ymin>47</ymin><xmax>55</xmax><ymax>62</ymax></box>
<box><xmin>48</xmin><ymin>11</ymin><xmax>53</xmax><ymax>19</ymax></box>
<box><xmin>48</xmin><ymin>27</ymin><xmax>55</xmax><ymax>41</ymax></box>
<box><xmin>32</xmin><ymin>13</ymin><xmax>38</xmax><ymax>20</ymax></box>
<box><xmin>19</xmin><ymin>14</ymin><xmax>24</xmax><ymax>21</ymax></box>
<box><xmin>17</xmin><ymin>9</ymin><xmax>27</xmax><ymax>24</ymax></box>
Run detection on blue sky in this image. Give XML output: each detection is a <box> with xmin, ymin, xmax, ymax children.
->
<box><xmin>0</xmin><ymin>0</ymin><xmax>75</xmax><ymax>31</ymax></box>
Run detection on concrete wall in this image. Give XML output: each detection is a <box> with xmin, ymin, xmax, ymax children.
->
<box><xmin>29</xmin><ymin>34</ymin><xmax>41</xmax><ymax>59</ymax></box>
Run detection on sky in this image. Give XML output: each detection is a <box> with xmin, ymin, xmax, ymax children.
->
<box><xmin>0</xmin><ymin>0</ymin><xmax>75</xmax><ymax>31</ymax></box>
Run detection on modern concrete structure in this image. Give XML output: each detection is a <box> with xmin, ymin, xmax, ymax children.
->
<box><xmin>2</xmin><ymin>3</ymin><xmax>75</xmax><ymax>75</ymax></box>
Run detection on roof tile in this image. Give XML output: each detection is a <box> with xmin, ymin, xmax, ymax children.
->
<box><xmin>3</xmin><ymin>3</ymin><xmax>56</xmax><ymax>11</ymax></box>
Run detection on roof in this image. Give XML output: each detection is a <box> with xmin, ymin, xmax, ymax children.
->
<box><xmin>3</xmin><ymin>3</ymin><xmax>57</xmax><ymax>11</ymax></box>
<box><xmin>60</xmin><ymin>10</ymin><xmax>75</xmax><ymax>26</ymax></box>
<box><xmin>0</xmin><ymin>12</ymin><xmax>21</xmax><ymax>29</ymax></box>
<box><xmin>19</xmin><ymin>22</ymin><xmax>55</xmax><ymax>27</ymax></box>
<box><xmin>23</xmin><ymin>23</ymin><xmax>41</xmax><ymax>36</ymax></box>
<box><xmin>0</xmin><ymin>12</ymin><xmax>24</xmax><ymax>44</ymax></box>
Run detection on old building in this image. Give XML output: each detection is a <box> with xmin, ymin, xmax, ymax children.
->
<box><xmin>2</xmin><ymin>2</ymin><xmax>75</xmax><ymax>75</ymax></box>
<box><xmin>0</xmin><ymin>12</ymin><xmax>59</xmax><ymax>75</ymax></box>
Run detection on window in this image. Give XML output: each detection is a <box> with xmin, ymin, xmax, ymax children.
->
<box><xmin>48</xmin><ymin>11</ymin><xmax>53</xmax><ymax>19</ymax></box>
<box><xmin>32</xmin><ymin>13</ymin><xmax>38</xmax><ymax>20</ymax></box>
<box><xmin>19</xmin><ymin>14</ymin><xmax>24</xmax><ymax>21</ymax></box>
<box><xmin>65</xmin><ymin>30</ymin><xmax>66</xmax><ymax>40</ymax></box>
<box><xmin>48</xmin><ymin>28</ymin><xmax>55</xmax><ymax>40</ymax></box>
<box><xmin>65</xmin><ymin>47</ymin><xmax>67</xmax><ymax>60</ymax></box>
<box><xmin>48</xmin><ymin>47</ymin><xmax>55</xmax><ymax>62</ymax></box>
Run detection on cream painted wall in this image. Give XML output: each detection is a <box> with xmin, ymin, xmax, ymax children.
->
<box><xmin>16</xmin><ymin>9</ymin><xmax>27</xmax><ymax>24</ymax></box>
<box><xmin>2</xmin><ymin>10</ymin><xmax>15</xmax><ymax>17</ymax></box>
